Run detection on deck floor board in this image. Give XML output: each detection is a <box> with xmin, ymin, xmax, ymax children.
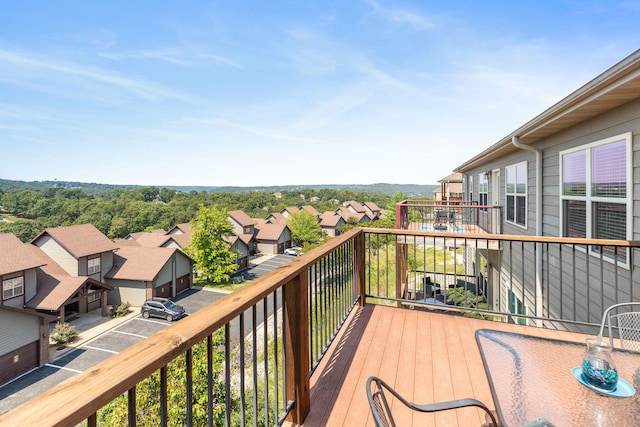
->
<box><xmin>291</xmin><ymin>304</ymin><xmax>590</xmax><ymax>427</ymax></box>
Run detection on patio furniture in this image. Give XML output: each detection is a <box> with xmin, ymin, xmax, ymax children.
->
<box><xmin>476</xmin><ymin>329</ymin><xmax>640</xmax><ymax>426</ymax></box>
<box><xmin>597</xmin><ymin>302</ymin><xmax>640</xmax><ymax>351</ymax></box>
<box><xmin>366</xmin><ymin>375</ymin><xmax>497</xmax><ymax>427</ymax></box>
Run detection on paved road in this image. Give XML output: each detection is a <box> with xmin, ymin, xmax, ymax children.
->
<box><xmin>236</xmin><ymin>254</ymin><xmax>296</xmax><ymax>280</ymax></box>
<box><xmin>0</xmin><ymin>256</ymin><xmax>294</xmax><ymax>415</ymax></box>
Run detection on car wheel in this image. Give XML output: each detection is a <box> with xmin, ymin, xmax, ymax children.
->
<box><xmin>166</xmin><ymin>314</ymin><xmax>173</xmax><ymax>322</ymax></box>
<box><xmin>142</xmin><ymin>311</ymin><xmax>150</xmax><ymax>319</ymax></box>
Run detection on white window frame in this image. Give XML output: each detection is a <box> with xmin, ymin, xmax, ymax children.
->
<box><xmin>478</xmin><ymin>174</ymin><xmax>488</xmax><ymax>211</ymax></box>
<box><xmin>559</xmin><ymin>132</ymin><xmax>632</xmax><ymax>265</ymax></box>
<box><xmin>2</xmin><ymin>276</ymin><xmax>24</xmax><ymax>300</ymax></box>
<box><xmin>505</xmin><ymin>161</ymin><xmax>527</xmax><ymax>228</ymax></box>
<box><xmin>508</xmin><ymin>289</ymin><xmax>527</xmax><ymax>326</ymax></box>
<box><xmin>88</xmin><ymin>257</ymin><xmax>101</xmax><ymax>275</ymax></box>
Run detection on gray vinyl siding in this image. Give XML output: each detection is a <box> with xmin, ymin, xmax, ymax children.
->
<box><xmin>34</xmin><ymin>235</ymin><xmax>78</xmax><ymax>275</ymax></box>
<box><xmin>461</xmin><ymin>97</ymin><xmax>640</xmax><ymax>333</ymax></box>
<box><xmin>24</xmin><ymin>268</ymin><xmax>38</xmax><ymax>303</ymax></box>
<box><xmin>0</xmin><ymin>309</ymin><xmax>39</xmax><ymax>356</ymax></box>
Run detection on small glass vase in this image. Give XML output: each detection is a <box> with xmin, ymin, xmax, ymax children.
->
<box><xmin>581</xmin><ymin>338</ymin><xmax>618</xmax><ymax>391</ymax></box>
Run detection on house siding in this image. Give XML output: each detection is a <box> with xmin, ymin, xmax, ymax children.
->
<box><xmin>34</xmin><ymin>236</ymin><xmax>77</xmax><ymax>275</ymax></box>
<box><xmin>460</xmin><ymin>89</ymin><xmax>640</xmax><ymax>334</ymax></box>
<box><xmin>108</xmin><ymin>281</ymin><xmax>147</xmax><ymax>306</ymax></box>
<box><xmin>0</xmin><ymin>309</ymin><xmax>39</xmax><ymax>357</ymax></box>
<box><xmin>24</xmin><ymin>268</ymin><xmax>37</xmax><ymax>303</ymax></box>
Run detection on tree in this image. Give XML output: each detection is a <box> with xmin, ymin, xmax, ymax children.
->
<box><xmin>185</xmin><ymin>205</ymin><xmax>238</xmax><ymax>282</ymax></box>
<box><xmin>384</xmin><ymin>191</ymin><xmax>407</xmax><ymax>226</ymax></box>
<box><xmin>287</xmin><ymin>210</ymin><xmax>321</xmax><ymax>246</ymax></box>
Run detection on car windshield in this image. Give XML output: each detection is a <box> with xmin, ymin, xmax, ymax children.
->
<box><xmin>162</xmin><ymin>300</ymin><xmax>177</xmax><ymax>309</ymax></box>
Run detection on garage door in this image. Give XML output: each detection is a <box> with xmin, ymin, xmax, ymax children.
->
<box><xmin>0</xmin><ymin>341</ymin><xmax>38</xmax><ymax>386</ymax></box>
<box><xmin>155</xmin><ymin>282</ymin><xmax>172</xmax><ymax>298</ymax></box>
<box><xmin>176</xmin><ymin>275</ymin><xmax>190</xmax><ymax>294</ymax></box>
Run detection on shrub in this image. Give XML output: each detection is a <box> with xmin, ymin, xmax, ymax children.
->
<box><xmin>51</xmin><ymin>323</ymin><xmax>79</xmax><ymax>344</ymax></box>
<box><xmin>112</xmin><ymin>302</ymin><xmax>131</xmax><ymax>318</ymax></box>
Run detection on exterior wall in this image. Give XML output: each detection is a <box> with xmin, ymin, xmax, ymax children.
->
<box><xmin>175</xmin><ymin>253</ymin><xmax>192</xmax><ymax>278</ymax></box>
<box><xmin>0</xmin><ymin>309</ymin><xmax>40</xmax><ymax>356</ymax></box>
<box><xmin>162</xmin><ymin>241</ymin><xmax>181</xmax><ymax>249</ymax></box>
<box><xmin>1</xmin><ymin>272</ymin><xmax>26</xmax><ymax>308</ymax></box>
<box><xmin>156</xmin><ymin>262</ymin><xmax>172</xmax><ymax>287</ymax></box>
<box><xmin>107</xmin><ymin>281</ymin><xmax>147</xmax><ymax>306</ymax></box>
<box><xmin>229</xmin><ymin>218</ymin><xmax>244</xmax><ymax>236</ymax></box>
<box><xmin>257</xmin><ymin>241</ymin><xmax>278</xmax><ymax>255</ymax></box>
<box><xmin>34</xmin><ymin>236</ymin><xmax>78</xmax><ymax>275</ymax></box>
<box><xmin>461</xmin><ymin>97</ymin><xmax>640</xmax><ymax>332</ymax></box>
<box><xmin>100</xmin><ymin>251</ymin><xmax>114</xmax><ymax>283</ymax></box>
<box><xmin>24</xmin><ymin>268</ymin><xmax>38</xmax><ymax>303</ymax></box>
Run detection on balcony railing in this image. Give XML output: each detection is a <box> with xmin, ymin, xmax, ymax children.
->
<box><xmin>1</xmin><ymin>228</ymin><xmax>639</xmax><ymax>426</ymax></box>
<box><xmin>395</xmin><ymin>199</ymin><xmax>503</xmax><ymax>234</ymax></box>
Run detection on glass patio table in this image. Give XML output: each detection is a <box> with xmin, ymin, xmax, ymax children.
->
<box><xmin>475</xmin><ymin>329</ymin><xmax>640</xmax><ymax>427</ymax></box>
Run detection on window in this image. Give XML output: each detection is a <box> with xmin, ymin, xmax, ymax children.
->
<box><xmin>88</xmin><ymin>257</ymin><xmax>101</xmax><ymax>275</ymax></box>
<box><xmin>88</xmin><ymin>291</ymin><xmax>101</xmax><ymax>303</ymax></box>
<box><xmin>560</xmin><ymin>133</ymin><xmax>631</xmax><ymax>262</ymax></box>
<box><xmin>505</xmin><ymin>162</ymin><xmax>527</xmax><ymax>227</ymax></box>
<box><xmin>508</xmin><ymin>290</ymin><xmax>527</xmax><ymax>325</ymax></box>
<box><xmin>478</xmin><ymin>174</ymin><xmax>488</xmax><ymax>211</ymax></box>
<box><xmin>3</xmin><ymin>276</ymin><xmax>24</xmax><ymax>300</ymax></box>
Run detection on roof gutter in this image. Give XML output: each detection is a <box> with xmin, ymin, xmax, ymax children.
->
<box><xmin>511</xmin><ymin>135</ymin><xmax>543</xmax><ymax>325</ymax></box>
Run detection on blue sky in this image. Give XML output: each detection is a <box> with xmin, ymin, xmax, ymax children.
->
<box><xmin>1</xmin><ymin>1</ymin><xmax>639</xmax><ymax>187</ymax></box>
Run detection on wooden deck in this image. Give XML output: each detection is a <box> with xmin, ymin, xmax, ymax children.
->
<box><xmin>294</xmin><ymin>304</ymin><xmax>591</xmax><ymax>427</ymax></box>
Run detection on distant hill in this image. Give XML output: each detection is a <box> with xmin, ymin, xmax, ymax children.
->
<box><xmin>0</xmin><ymin>179</ymin><xmax>438</xmax><ymax>197</ymax></box>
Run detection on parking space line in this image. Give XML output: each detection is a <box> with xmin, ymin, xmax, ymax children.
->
<box><xmin>45</xmin><ymin>364</ymin><xmax>83</xmax><ymax>374</ymax></box>
<box><xmin>135</xmin><ymin>317</ymin><xmax>171</xmax><ymax>326</ymax></box>
<box><xmin>112</xmin><ymin>330</ymin><xmax>148</xmax><ymax>339</ymax></box>
<box><xmin>83</xmin><ymin>345</ymin><xmax>118</xmax><ymax>354</ymax></box>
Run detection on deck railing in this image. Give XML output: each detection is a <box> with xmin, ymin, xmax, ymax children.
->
<box><xmin>1</xmin><ymin>228</ymin><xmax>639</xmax><ymax>426</ymax></box>
<box><xmin>364</xmin><ymin>229</ymin><xmax>640</xmax><ymax>334</ymax></box>
<box><xmin>395</xmin><ymin>199</ymin><xmax>503</xmax><ymax>234</ymax></box>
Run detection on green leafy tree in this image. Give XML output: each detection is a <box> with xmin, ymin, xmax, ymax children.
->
<box><xmin>185</xmin><ymin>205</ymin><xmax>238</xmax><ymax>282</ymax></box>
<box><xmin>287</xmin><ymin>210</ymin><xmax>321</xmax><ymax>246</ymax></box>
<box><xmin>384</xmin><ymin>191</ymin><xmax>406</xmax><ymax>226</ymax></box>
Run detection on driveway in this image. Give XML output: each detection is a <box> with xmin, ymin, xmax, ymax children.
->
<box><xmin>0</xmin><ymin>287</ymin><xmax>227</xmax><ymax>415</ymax></box>
<box><xmin>238</xmin><ymin>254</ymin><xmax>295</xmax><ymax>280</ymax></box>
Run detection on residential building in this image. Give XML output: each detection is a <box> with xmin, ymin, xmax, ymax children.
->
<box><xmin>0</xmin><ymin>234</ymin><xmax>52</xmax><ymax>385</ymax></box>
<box><xmin>104</xmin><ymin>246</ymin><xmax>193</xmax><ymax>305</ymax></box>
<box><xmin>435</xmin><ymin>172</ymin><xmax>463</xmax><ymax>202</ymax></box>
<box><xmin>254</xmin><ymin>220</ymin><xmax>292</xmax><ymax>254</ymax></box>
<box><xmin>319</xmin><ymin>211</ymin><xmax>346</xmax><ymax>237</ymax></box>
<box><xmin>452</xmin><ymin>49</ymin><xmax>640</xmax><ymax>328</ymax></box>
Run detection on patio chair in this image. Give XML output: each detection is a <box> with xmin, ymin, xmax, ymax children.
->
<box><xmin>598</xmin><ymin>302</ymin><xmax>640</xmax><ymax>351</ymax></box>
<box><xmin>366</xmin><ymin>376</ymin><xmax>498</xmax><ymax>427</ymax></box>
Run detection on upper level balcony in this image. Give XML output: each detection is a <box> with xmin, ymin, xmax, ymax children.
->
<box><xmin>395</xmin><ymin>200</ymin><xmax>503</xmax><ymax>234</ymax></box>
<box><xmin>1</xmin><ymin>228</ymin><xmax>638</xmax><ymax>426</ymax></box>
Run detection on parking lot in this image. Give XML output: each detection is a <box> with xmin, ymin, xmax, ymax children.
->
<box><xmin>0</xmin><ymin>255</ymin><xmax>296</xmax><ymax>415</ymax></box>
<box><xmin>0</xmin><ymin>287</ymin><xmax>226</xmax><ymax>415</ymax></box>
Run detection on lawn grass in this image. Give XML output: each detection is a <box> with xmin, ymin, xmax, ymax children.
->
<box><xmin>194</xmin><ymin>277</ymin><xmax>249</xmax><ymax>293</ymax></box>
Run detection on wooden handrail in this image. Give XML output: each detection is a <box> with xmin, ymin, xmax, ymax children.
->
<box><xmin>0</xmin><ymin>229</ymin><xmax>363</xmax><ymax>427</ymax></box>
<box><xmin>360</xmin><ymin>227</ymin><xmax>640</xmax><ymax>247</ymax></box>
